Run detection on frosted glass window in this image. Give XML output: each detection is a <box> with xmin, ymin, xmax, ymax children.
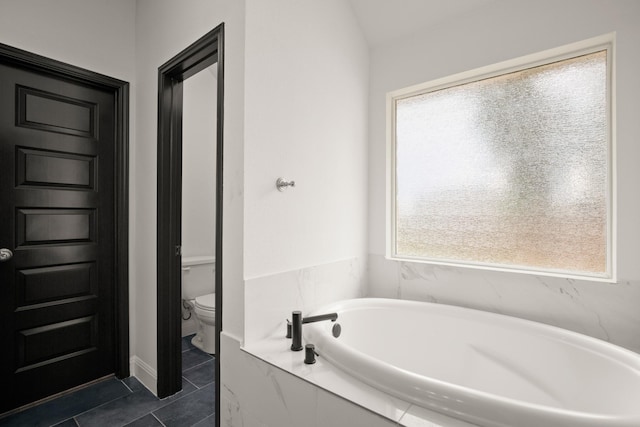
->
<box><xmin>392</xmin><ymin>50</ymin><xmax>610</xmax><ymax>278</ymax></box>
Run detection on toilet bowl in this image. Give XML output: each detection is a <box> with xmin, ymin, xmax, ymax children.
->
<box><xmin>192</xmin><ymin>293</ymin><xmax>216</xmax><ymax>354</ymax></box>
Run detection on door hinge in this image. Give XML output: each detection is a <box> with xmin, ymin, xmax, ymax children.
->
<box><xmin>175</xmin><ymin>245</ymin><xmax>182</xmax><ymax>256</ymax></box>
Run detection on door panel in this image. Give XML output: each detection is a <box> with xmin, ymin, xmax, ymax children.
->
<box><xmin>17</xmin><ymin>86</ymin><xmax>97</xmax><ymax>137</ymax></box>
<box><xmin>0</xmin><ymin>60</ymin><xmax>116</xmax><ymax>412</ymax></box>
<box><xmin>18</xmin><ymin>148</ymin><xmax>96</xmax><ymax>189</ymax></box>
<box><xmin>17</xmin><ymin>263</ymin><xmax>96</xmax><ymax>306</ymax></box>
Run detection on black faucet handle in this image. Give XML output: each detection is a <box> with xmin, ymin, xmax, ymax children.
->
<box><xmin>304</xmin><ymin>344</ymin><xmax>317</xmax><ymax>364</ymax></box>
<box><xmin>286</xmin><ymin>319</ymin><xmax>292</xmax><ymax>338</ymax></box>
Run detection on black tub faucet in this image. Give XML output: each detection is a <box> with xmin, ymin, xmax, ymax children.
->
<box><xmin>290</xmin><ymin>310</ymin><xmax>338</xmax><ymax>351</ymax></box>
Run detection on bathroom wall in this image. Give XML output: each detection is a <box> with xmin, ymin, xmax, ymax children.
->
<box><xmin>0</xmin><ymin>0</ymin><xmax>136</xmax><ymax>82</ymax></box>
<box><xmin>182</xmin><ymin>66</ymin><xmax>217</xmax><ymax>259</ymax></box>
<box><xmin>240</xmin><ymin>0</ymin><xmax>369</xmax><ymax>341</ymax></box>
<box><xmin>244</xmin><ymin>257</ymin><xmax>365</xmax><ymax>344</ymax></box>
<box><xmin>238</xmin><ymin>0</ymin><xmax>370</xmax><ymax>384</ymax></box>
<box><xmin>243</xmin><ymin>0</ymin><xmax>369</xmax><ymax>280</ymax></box>
<box><xmin>132</xmin><ymin>0</ymin><xmax>246</xmax><ymax>392</ymax></box>
<box><xmin>368</xmin><ymin>0</ymin><xmax>640</xmax><ymax>353</ymax></box>
<box><xmin>221</xmin><ymin>0</ymin><xmax>372</xmax><ymax>424</ymax></box>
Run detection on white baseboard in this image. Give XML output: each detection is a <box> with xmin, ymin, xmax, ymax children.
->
<box><xmin>129</xmin><ymin>355</ymin><xmax>158</xmax><ymax>396</ymax></box>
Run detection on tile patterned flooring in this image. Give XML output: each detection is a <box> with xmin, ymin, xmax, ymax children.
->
<box><xmin>0</xmin><ymin>335</ymin><xmax>215</xmax><ymax>427</ymax></box>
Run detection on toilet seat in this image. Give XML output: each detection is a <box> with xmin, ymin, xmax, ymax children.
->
<box><xmin>191</xmin><ymin>292</ymin><xmax>216</xmax><ymax>354</ymax></box>
<box><xmin>194</xmin><ymin>293</ymin><xmax>215</xmax><ymax>311</ymax></box>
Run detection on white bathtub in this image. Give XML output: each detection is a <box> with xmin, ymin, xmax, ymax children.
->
<box><xmin>304</xmin><ymin>298</ymin><xmax>640</xmax><ymax>427</ymax></box>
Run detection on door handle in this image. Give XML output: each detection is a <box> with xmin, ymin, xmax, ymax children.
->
<box><xmin>0</xmin><ymin>248</ymin><xmax>13</xmax><ymax>262</ymax></box>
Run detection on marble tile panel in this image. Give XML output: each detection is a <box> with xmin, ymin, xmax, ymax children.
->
<box><xmin>226</xmin><ymin>345</ymin><xmax>317</xmax><ymax>426</ymax></box>
<box><xmin>222</xmin><ymin>332</ymin><xmax>321</xmax><ymax>427</ymax></box>
<box><xmin>399</xmin><ymin>405</ymin><xmax>478</xmax><ymax>427</ymax></box>
<box><xmin>316</xmin><ymin>387</ymin><xmax>399</xmax><ymax>427</ymax></box>
<box><xmin>239</xmin><ymin>331</ymin><xmax>410</xmax><ymax>427</ymax></box>
<box><xmin>219</xmin><ymin>390</ymin><xmax>243</xmax><ymax>427</ymax></box>
<box><xmin>245</xmin><ymin>257</ymin><xmax>365</xmax><ymax>344</ymax></box>
<box><xmin>367</xmin><ymin>254</ymin><xmax>401</xmax><ymax>298</ymax></box>
<box><xmin>369</xmin><ymin>254</ymin><xmax>640</xmax><ymax>353</ymax></box>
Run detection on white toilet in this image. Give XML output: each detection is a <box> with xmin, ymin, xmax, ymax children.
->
<box><xmin>192</xmin><ymin>292</ymin><xmax>216</xmax><ymax>354</ymax></box>
<box><xmin>181</xmin><ymin>256</ymin><xmax>216</xmax><ymax>354</ymax></box>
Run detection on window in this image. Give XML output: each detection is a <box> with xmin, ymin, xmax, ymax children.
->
<box><xmin>387</xmin><ymin>37</ymin><xmax>613</xmax><ymax>281</ymax></box>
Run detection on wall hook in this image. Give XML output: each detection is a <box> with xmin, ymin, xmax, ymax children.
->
<box><xmin>276</xmin><ymin>177</ymin><xmax>296</xmax><ymax>192</ymax></box>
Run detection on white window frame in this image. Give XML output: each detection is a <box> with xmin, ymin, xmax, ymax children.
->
<box><xmin>386</xmin><ymin>33</ymin><xmax>616</xmax><ymax>282</ymax></box>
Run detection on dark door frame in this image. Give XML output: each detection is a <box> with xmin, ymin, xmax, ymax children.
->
<box><xmin>156</xmin><ymin>23</ymin><xmax>224</xmax><ymax>423</ymax></box>
<box><xmin>0</xmin><ymin>43</ymin><xmax>130</xmax><ymax>380</ymax></box>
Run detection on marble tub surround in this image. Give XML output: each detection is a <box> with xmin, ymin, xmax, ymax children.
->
<box><xmin>368</xmin><ymin>254</ymin><xmax>640</xmax><ymax>354</ymax></box>
<box><xmin>232</xmin><ymin>332</ymin><xmax>474</xmax><ymax>427</ymax></box>
<box><xmin>236</xmin><ymin>253</ymin><xmax>640</xmax><ymax>426</ymax></box>
<box><xmin>244</xmin><ymin>257</ymin><xmax>366</xmax><ymax>344</ymax></box>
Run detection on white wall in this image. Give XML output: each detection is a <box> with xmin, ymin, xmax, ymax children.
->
<box><xmin>182</xmin><ymin>66</ymin><xmax>217</xmax><ymax>259</ymax></box>
<box><xmin>243</xmin><ymin>0</ymin><xmax>369</xmax><ymax>280</ymax></box>
<box><xmin>368</xmin><ymin>0</ymin><xmax>640</xmax><ymax>352</ymax></box>
<box><xmin>222</xmin><ymin>0</ymin><xmax>371</xmax><ymax>424</ymax></box>
<box><xmin>0</xmin><ymin>0</ymin><xmax>135</xmax><ymax>82</ymax></box>
<box><xmin>133</xmin><ymin>0</ymin><xmax>246</xmax><ymax>391</ymax></box>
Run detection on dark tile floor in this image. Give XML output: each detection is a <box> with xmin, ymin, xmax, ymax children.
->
<box><xmin>0</xmin><ymin>335</ymin><xmax>215</xmax><ymax>427</ymax></box>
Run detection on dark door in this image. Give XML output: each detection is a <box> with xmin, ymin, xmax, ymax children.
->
<box><xmin>0</xmin><ymin>60</ymin><xmax>117</xmax><ymax>412</ymax></box>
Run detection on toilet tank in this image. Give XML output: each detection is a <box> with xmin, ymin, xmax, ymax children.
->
<box><xmin>181</xmin><ymin>256</ymin><xmax>215</xmax><ymax>300</ymax></box>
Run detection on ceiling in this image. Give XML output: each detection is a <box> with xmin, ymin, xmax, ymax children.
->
<box><xmin>346</xmin><ymin>0</ymin><xmax>497</xmax><ymax>47</ymax></box>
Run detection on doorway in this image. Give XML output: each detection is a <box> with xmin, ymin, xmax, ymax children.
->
<box><xmin>0</xmin><ymin>43</ymin><xmax>129</xmax><ymax>414</ymax></box>
<box><xmin>156</xmin><ymin>24</ymin><xmax>224</xmax><ymax>425</ymax></box>
<box><xmin>181</xmin><ymin>63</ymin><xmax>218</xmax><ymax>341</ymax></box>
